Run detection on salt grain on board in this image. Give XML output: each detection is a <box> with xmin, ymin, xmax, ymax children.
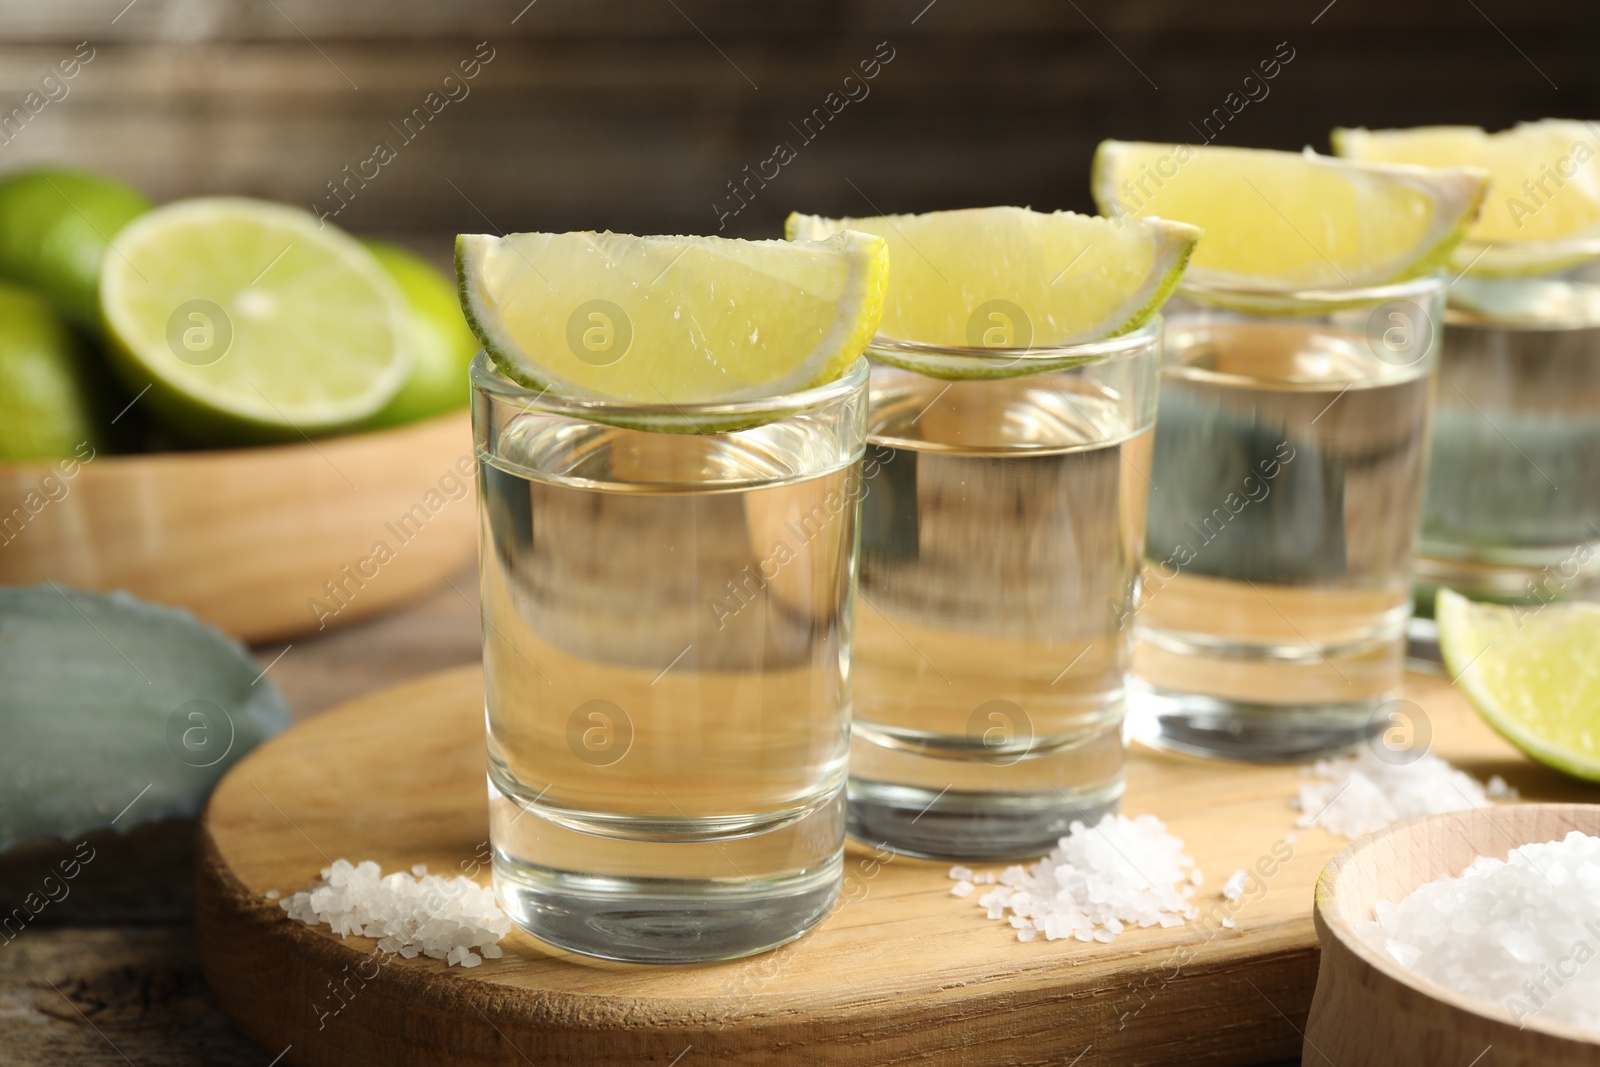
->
<box><xmin>952</xmin><ymin>814</ymin><xmax>1200</xmax><ymax>943</ymax></box>
<box><xmin>1294</xmin><ymin>748</ymin><xmax>1517</xmax><ymax>839</ymax></box>
<box><xmin>280</xmin><ymin>859</ymin><xmax>511</xmax><ymax>966</ymax></box>
<box><xmin>1361</xmin><ymin>831</ymin><xmax>1600</xmax><ymax>1031</ymax></box>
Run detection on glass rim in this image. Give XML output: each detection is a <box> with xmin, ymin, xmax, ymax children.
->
<box><xmin>1176</xmin><ymin>272</ymin><xmax>1445</xmax><ymax>306</ymax></box>
<box><xmin>469</xmin><ymin>351</ymin><xmax>870</xmax><ymax>418</ymax></box>
<box><xmin>864</xmin><ymin>316</ymin><xmax>1162</xmax><ymax>362</ymax></box>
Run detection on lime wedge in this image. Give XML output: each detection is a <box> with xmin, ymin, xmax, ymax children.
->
<box><xmin>100</xmin><ymin>198</ymin><xmax>409</xmax><ymax>444</ymax></box>
<box><xmin>1437</xmin><ymin>588</ymin><xmax>1600</xmax><ymax>782</ymax></box>
<box><xmin>785</xmin><ymin>206</ymin><xmax>1198</xmax><ymax>348</ymax></box>
<box><xmin>456</xmin><ymin>229</ymin><xmax>887</xmax><ymax>409</ymax></box>
<box><xmin>1092</xmin><ymin>142</ymin><xmax>1487</xmax><ymax>290</ymax></box>
<box><xmin>1334</xmin><ymin>121</ymin><xmax>1600</xmax><ymax>275</ymax></box>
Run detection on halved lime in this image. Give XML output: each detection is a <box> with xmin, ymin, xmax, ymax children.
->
<box><xmin>0</xmin><ymin>168</ymin><xmax>151</xmax><ymax>331</ymax></box>
<box><xmin>1334</xmin><ymin>121</ymin><xmax>1600</xmax><ymax>275</ymax></box>
<box><xmin>1437</xmin><ymin>588</ymin><xmax>1600</xmax><ymax>782</ymax></box>
<box><xmin>100</xmin><ymin>198</ymin><xmax>409</xmax><ymax>444</ymax></box>
<box><xmin>362</xmin><ymin>239</ymin><xmax>477</xmax><ymax>428</ymax></box>
<box><xmin>1092</xmin><ymin>142</ymin><xmax>1487</xmax><ymax>290</ymax></box>
<box><xmin>786</xmin><ymin>206</ymin><xmax>1199</xmax><ymax>349</ymax></box>
<box><xmin>456</xmin><ymin>229</ymin><xmax>887</xmax><ymax>408</ymax></box>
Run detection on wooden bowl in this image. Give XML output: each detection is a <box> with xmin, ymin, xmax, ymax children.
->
<box><xmin>0</xmin><ymin>412</ymin><xmax>477</xmax><ymax>643</ymax></box>
<box><xmin>1306</xmin><ymin>803</ymin><xmax>1600</xmax><ymax>1066</ymax></box>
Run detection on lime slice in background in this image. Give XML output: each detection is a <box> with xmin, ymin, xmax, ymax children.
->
<box><xmin>0</xmin><ymin>282</ymin><xmax>107</xmax><ymax>460</ymax></box>
<box><xmin>1333</xmin><ymin>121</ymin><xmax>1600</xmax><ymax>276</ymax></box>
<box><xmin>361</xmin><ymin>239</ymin><xmax>479</xmax><ymax>429</ymax></box>
<box><xmin>0</xmin><ymin>168</ymin><xmax>151</xmax><ymax>332</ymax></box>
<box><xmin>785</xmin><ymin>206</ymin><xmax>1200</xmax><ymax>348</ymax></box>
<box><xmin>1091</xmin><ymin>142</ymin><xmax>1488</xmax><ymax>290</ymax></box>
<box><xmin>1437</xmin><ymin>588</ymin><xmax>1600</xmax><ymax>782</ymax></box>
<box><xmin>100</xmin><ymin>198</ymin><xmax>410</xmax><ymax>445</ymax></box>
<box><xmin>456</xmin><ymin>229</ymin><xmax>887</xmax><ymax>407</ymax></box>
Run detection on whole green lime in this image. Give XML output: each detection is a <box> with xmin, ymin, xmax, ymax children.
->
<box><xmin>362</xmin><ymin>239</ymin><xmax>478</xmax><ymax>428</ymax></box>
<box><xmin>0</xmin><ymin>169</ymin><xmax>151</xmax><ymax>332</ymax></box>
<box><xmin>0</xmin><ymin>282</ymin><xmax>106</xmax><ymax>460</ymax></box>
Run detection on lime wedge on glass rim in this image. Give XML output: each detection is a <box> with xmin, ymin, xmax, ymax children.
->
<box><xmin>1437</xmin><ymin>588</ymin><xmax>1600</xmax><ymax>782</ymax></box>
<box><xmin>1334</xmin><ymin>121</ymin><xmax>1600</xmax><ymax>276</ymax></box>
<box><xmin>455</xmin><ymin>229</ymin><xmax>888</xmax><ymax>431</ymax></box>
<box><xmin>100</xmin><ymin>197</ymin><xmax>409</xmax><ymax>445</ymax></box>
<box><xmin>1091</xmin><ymin>142</ymin><xmax>1487</xmax><ymax>294</ymax></box>
<box><xmin>785</xmin><ymin>206</ymin><xmax>1199</xmax><ymax>378</ymax></box>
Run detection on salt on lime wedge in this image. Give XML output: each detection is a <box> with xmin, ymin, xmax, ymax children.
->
<box><xmin>785</xmin><ymin>206</ymin><xmax>1199</xmax><ymax>349</ymax></box>
<box><xmin>1437</xmin><ymin>588</ymin><xmax>1600</xmax><ymax>782</ymax></box>
<box><xmin>1091</xmin><ymin>142</ymin><xmax>1488</xmax><ymax>291</ymax></box>
<box><xmin>456</xmin><ymin>229</ymin><xmax>887</xmax><ymax>410</ymax></box>
<box><xmin>1333</xmin><ymin>121</ymin><xmax>1600</xmax><ymax>276</ymax></box>
<box><xmin>100</xmin><ymin>197</ymin><xmax>409</xmax><ymax>445</ymax></box>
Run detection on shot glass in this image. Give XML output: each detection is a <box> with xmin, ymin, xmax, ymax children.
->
<box><xmin>473</xmin><ymin>352</ymin><xmax>868</xmax><ymax>963</ymax></box>
<box><xmin>1128</xmin><ymin>275</ymin><xmax>1445</xmax><ymax>761</ymax></box>
<box><xmin>846</xmin><ymin>321</ymin><xmax>1161</xmax><ymax>860</ymax></box>
<box><xmin>1413</xmin><ymin>252</ymin><xmax>1600</xmax><ymax>634</ymax></box>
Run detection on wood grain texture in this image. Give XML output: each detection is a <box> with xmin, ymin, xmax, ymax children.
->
<box><xmin>195</xmin><ymin>664</ymin><xmax>1598</xmax><ymax>1066</ymax></box>
<box><xmin>1306</xmin><ymin>804</ymin><xmax>1600</xmax><ymax>1067</ymax></box>
<box><xmin>0</xmin><ymin>411</ymin><xmax>477</xmax><ymax>642</ymax></box>
<box><xmin>1</xmin><ymin>0</ymin><xmax>1597</xmax><ymax>248</ymax></box>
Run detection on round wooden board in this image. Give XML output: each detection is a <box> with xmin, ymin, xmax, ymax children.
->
<box><xmin>197</xmin><ymin>665</ymin><xmax>1590</xmax><ymax>1067</ymax></box>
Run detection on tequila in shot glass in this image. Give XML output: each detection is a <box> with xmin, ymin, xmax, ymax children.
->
<box><xmin>847</xmin><ymin>325</ymin><xmax>1161</xmax><ymax>859</ymax></box>
<box><xmin>1414</xmin><ymin>253</ymin><xmax>1600</xmax><ymax>627</ymax></box>
<box><xmin>1129</xmin><ymin>276</ymin><xmax>1445</xmax><ymax>760</ymax></box>
<box><xmin>783</xmin><ymin>205</ymin><xmax>1197</xmax><ymax>861</ymax></box>
<box><xmin>474</xmin><ymin>356</ymin><xmax>867</xmax><ymax>962</ymax></box>
<box><xmin>460</xmin><ymin>226</ymin><xmax>885</xmax><ymax>962</ymax></box>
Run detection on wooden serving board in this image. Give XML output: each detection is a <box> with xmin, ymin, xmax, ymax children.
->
<box><xmin>196</xmin><ymin>666</ymin><xmax>1593</xmax><ymax>1067</ymax></box>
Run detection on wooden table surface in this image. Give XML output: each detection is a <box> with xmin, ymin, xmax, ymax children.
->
<box><xmin>0</xmin><ymin>568</ymin><xmax>485</xmax><ymax>1067</ymax></box>
<box><xmin>0</xmin><ymin>568</ymin><xmax>1309</xmax><ymax>1066</ymax></box>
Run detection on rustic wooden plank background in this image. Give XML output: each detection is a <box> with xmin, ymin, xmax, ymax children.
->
<box><xmin>1</xmin><ymin>0</ymin><xmax>1597</xmax><ymax>260</ymax></box>
<box><xmin>1</xmin><ymin>2</ymin><xmax>1598</xmax><ymax>1063</ymax></box>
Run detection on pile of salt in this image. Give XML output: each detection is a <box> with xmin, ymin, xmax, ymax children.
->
<box><xmin>1294</xmin><ymin>748</ymin><xmax>1515</xmax><ymax>839</ymax></box>
<box><xmin>949</xmin><ymin>814</ymin><xmax>1201</xmax><ymax>942</ymax></box>
<box><xmin>1360</xmin><ymin>831</ymin><xmax>1600</xmax><ymax>1031</ymax></box>
<box><xmin>279</xmin><ymin>859</ymin><xmax>511</xmax><ymax>968</ymax></box>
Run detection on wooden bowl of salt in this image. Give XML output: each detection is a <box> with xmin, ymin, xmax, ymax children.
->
<box><xmin>1306</xmin><ymin>803</ymin><xmax>1600</xmax><ymax>1066</ymax></box>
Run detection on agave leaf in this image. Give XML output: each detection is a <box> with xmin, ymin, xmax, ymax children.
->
<box><xmin>0</xmin><ymin>585</ymin><xmax>290</xmax><ymax>853</ymax></box>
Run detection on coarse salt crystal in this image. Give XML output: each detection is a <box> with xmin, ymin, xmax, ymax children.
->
<box><xmin>1360</xmin><ymin>831</ymin><xmax>1600</xmax><ymax>1031</ymax></box>
<box><xmin>1221</xmin><ymin>869</ymin><xmax>1249</xmax><ymax>902</ymax></box>
<box><xmin>1294</xmin><ymin>749</ymin><xmax>1515</xmax><ymax>839</ymax></box>
<box><xmin>264</xmin><ymin>889</ymin><xmax>279</xmax><ymax>900</ymax></box>
<box><xmin>279</xmin><ymin>858</ymin><xmax>511</xmax><ymax>967</ymax></box>
<box><xmin>950</xmin><ymin>814</ymin><xmax>1200</xmax><ymax>944</ymax></box>
<box><xmin>948</xmin><ymin>865</ymin><xmax>974</xmax><ymax>881</ymax></box>
<box><xmin>1222</xmin><ymin>916</ymin><xmax>1235</xmax><ymax>929</ymax></box>
<box><xmin>951</xmin><ymin>880</ymin><xmax>975</xmax><ymax>898</ymax></box>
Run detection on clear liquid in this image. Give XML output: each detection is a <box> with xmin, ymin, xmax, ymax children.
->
<box><xmin>1131</xmin><ymin>319</ymin><xmax>1432</xmax><ymax>760</ymax></box>
<box><xmin>849</xmin><ymin>368</ymin><xmax>1153</xmax><ymax>859</ymax></box>
<box><xmin>479</xmin><ymin>415</ymin><xmax>858</xmax><ymax>961</ymax></box>
<box><xmin>1417</xmin><ymin>312</ymin><xmax>1600</xmax><ymax>606</ymax></box>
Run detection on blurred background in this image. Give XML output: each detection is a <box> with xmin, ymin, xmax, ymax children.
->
<box><xmin>5</xmin><ymin>0</ymin><xmax>1599</xmax><ymax>261</ymax></box>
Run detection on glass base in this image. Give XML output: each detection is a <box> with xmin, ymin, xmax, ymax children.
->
<box><xmin>846</xmin><ymin>776</ymin><xmax>1123</xmax><ymax>862</ymax></box>
<box><xmin>1126</xmin><ymin>682</ymin><xmax>1384</xmax><ymax>763</ymax></box>
<box><xmin>493</xmin><ymin>851</ymin><xmax>841</xmax><ymax>964</ymax></box>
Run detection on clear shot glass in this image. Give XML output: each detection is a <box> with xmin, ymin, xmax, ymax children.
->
<box><xmin>846</xmin><ymin>322</ymin><xmax>1161</xmax><ymax>860</ymax></box>
<box><xmin>1413</xmin><ymin>250</ymin><xmax>1600</xmax><ymax>635</ymax></box>
<box><xmin>1128</xmin><ymin>275</ymin><xmax>1445</xmax><ymax>761</ymax></box>
<box><xmin>472</xmin><ymin>353</ymin><xmax>867</xmax><ymax>963</ymax></box>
